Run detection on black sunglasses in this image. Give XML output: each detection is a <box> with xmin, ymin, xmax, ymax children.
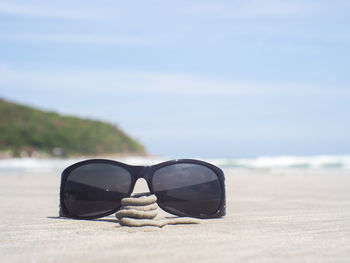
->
<box><xmin>59</xmin><ymin>159</ymin><xmax>226</xmax><ymax>219</ymax></box>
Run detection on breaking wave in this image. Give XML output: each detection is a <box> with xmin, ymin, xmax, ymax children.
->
<box><xmin>0</xmin><ymin>155</ymin><xmax>350</xmax><ymax>172</ymax></box>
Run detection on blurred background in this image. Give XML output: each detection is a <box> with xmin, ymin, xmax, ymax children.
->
<box><xmin>0</xmin><ymin>0</ymin><xmax>349</xmax><ymax>160</ymax></box>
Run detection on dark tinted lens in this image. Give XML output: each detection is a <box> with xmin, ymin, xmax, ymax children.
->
<box><xmin>152</xmin><ymin>163</ymin><xmax>222</xmax><ymax>217</ymax></box>
<box><xmin>63</xmin><ymin>163</ymin><xmax>132</xmax><ymax>217</ymax></box>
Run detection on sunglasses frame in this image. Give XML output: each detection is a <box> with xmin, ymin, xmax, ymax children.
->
<box><xmin>60</xmin><ymin>159</ymin><xmax>226</xmax><ymax>220</ymax></box>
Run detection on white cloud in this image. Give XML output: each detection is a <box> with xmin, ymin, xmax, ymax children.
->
<box><xmin>234</xmin><ymin>0</ymin><xmax>320</xmax><ymax>18</ymax></box>
<box><xmin>1</xmin><ymin>0</ymin><xmax>346</xmax><ymax>46</ymax></box>
<box><xmin>0</xmin><ymin>0</ymin><xmax>330</xmax><ymax>22</ymax></box>
<box><xmin>185</xmin><ymin>0</ymin><xmax>327</xmax><ymax>19</ymax></box>
<box><xmin>0</xmin><ymin>33</ymin><xmax>157</xmax><ymax>45</ymax></box>
<box><xmin>0</xmin><ymin>1</ymin><xmax>103</xmax><ymax>20</ymax></box>
<box><xmin>0</xmin><ymin>65</ymin><xmax>329</xmax><ymax>97</ymax></box>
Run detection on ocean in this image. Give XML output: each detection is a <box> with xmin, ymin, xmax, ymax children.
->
<box><xmin>0</xmin><ymin>155</ymin><xmax>349</xmax><ymax>172</ymax></box>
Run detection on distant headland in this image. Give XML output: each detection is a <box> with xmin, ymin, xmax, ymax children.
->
<box><xmin>0</xmin><ymin>98</ymin><xmax>146</xmax><ymax>158</ymax></box>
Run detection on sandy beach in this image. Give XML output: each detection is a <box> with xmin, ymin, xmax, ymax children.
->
<box><xmin>1</xmin><ymin>168</ymin><xmax>350</xmax><ymax>262</ymax></box>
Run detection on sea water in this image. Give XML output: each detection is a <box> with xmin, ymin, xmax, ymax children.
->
<box><xmin>0</xmin><ymin>155</ymin><xmax>349</xmax><ymax>172</ymax></box>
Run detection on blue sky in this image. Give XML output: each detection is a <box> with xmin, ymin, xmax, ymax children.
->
<box><xmin>0</xmin><ymin>0</ymin><xmax>349</xmax><ymax>158</ymax></box>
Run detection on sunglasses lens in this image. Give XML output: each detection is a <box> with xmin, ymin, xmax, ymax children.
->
<box><xmin>152</xmin><ymin>163</ymin><xmax>222</xmax><ymax>217</ymax></box>
<box><xmin>62</xmin><ymin>163</ymin><xmax>132</xmax><ymax>217</ymax></box>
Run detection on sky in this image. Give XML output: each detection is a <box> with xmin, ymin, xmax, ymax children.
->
<box><xmin>0</xmin><ymin>0</ymin><xmax>349</xmax><ymax>158</ymax></box>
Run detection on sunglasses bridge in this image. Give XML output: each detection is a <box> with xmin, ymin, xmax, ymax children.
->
<box><xmin>133</xmin><ymin>166</ymin><xmax>152</xmax><ymax>182</ymax></box>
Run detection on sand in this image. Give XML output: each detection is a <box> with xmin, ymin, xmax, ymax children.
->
<box><xmin>1</xmin><ymin>168</ymin><xmax>350</xmax><ymax>262</ymax></box>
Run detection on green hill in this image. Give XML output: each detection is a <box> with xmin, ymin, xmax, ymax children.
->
<box><xmin>0</xmin><ymin>98</ymin><xmax>146</xmax><ymax>157</ymax></box>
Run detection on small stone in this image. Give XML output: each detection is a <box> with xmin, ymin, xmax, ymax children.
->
<box><xmin>115</xmin><ymin>209</ymin><xmax>158</xmax><ymax>219</ymax></box>
<box><xmin>118</xmin><ymin>217</ymin><xmax>168</xmax><ymax>227</ymax></box>
<box><xmin>121</xmin><ymin>195</ymin><xmax>157</xmax><ymax>206</ymax></box>
<box><xmin>122</xmin><ymin>203</ymin><xmax>158</xmax><ymax>211</ymax></box>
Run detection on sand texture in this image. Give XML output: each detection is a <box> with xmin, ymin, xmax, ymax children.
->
<box><xmin>1</xmin><ymin>168</ymin><xmax>350</xmax><ymax>262</ymax></box>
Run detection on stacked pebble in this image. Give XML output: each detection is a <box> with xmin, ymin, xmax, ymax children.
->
<box><xmin>115</xmin><ymin>194</ymin><xmax>200</xmax><ymax>227</ymax></box>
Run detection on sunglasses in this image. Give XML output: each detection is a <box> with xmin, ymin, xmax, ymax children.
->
<box><xmin>59</xmin><ymin>159</ymin><xmax>226</xmax><ymax>219</ymax></box>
